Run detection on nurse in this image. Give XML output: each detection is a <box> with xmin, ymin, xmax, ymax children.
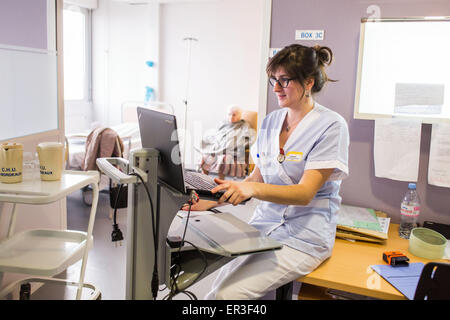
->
<box><xmin>183</xmin><ymin>44</ymin><xmax>349</xmax><ymax>300</ymax></box>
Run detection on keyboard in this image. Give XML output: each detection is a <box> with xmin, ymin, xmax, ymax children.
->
<box><xmin>184</xmin><ymin>171</ymin><xmax>250</xmax><ymax>203</ymax></box>
<box><xmin>184</xmin><ymin>171</ymin><xmax>218</xmax><ymax>191</ymax></box>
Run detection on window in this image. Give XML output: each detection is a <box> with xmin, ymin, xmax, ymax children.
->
<box><xmin>63</xmin><ymin>5</ymin><xmax>91</xmax><ymax>101</ymax></box>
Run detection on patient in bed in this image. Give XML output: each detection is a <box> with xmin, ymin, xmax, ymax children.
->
<box><xmin>196</xmin><ymin>105</ymin><xmax>256</xmax><ymax>180</ymax></box>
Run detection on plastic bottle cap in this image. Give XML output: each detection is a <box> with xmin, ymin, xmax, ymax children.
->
<box><xmin>408</xmin><ymin>183</ymin><xmax>416</xmax><ymax>189</ymax></box>
<box><xmin>408</xmin><ymin>227</ymin><xmax>447</xmax><ymax>259</ymax></box>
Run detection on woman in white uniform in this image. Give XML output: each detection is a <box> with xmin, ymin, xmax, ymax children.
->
<box><xmin>183</xmin><ymin>44</ymin><xmax>349</xmax><ymax>300</ymax></box>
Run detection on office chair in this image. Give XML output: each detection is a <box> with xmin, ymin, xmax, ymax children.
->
<box><xmin>414</xmin><ymin>262</ymin><xmax>450</xmax><ymax>300</ymax></box>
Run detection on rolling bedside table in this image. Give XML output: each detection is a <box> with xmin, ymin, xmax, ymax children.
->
<box><xmin>0</xmin><ymin>170</ymin><xmax>100</xmax><ymax>300</ymax></box>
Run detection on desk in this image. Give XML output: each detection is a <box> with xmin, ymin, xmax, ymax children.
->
<box><xmin>298</xmin><ymin>223</ymin><xmax>447</xmax><ymax>300</ymax></box>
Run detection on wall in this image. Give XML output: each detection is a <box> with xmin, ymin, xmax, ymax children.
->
<box><xmin>89</xmin><ymin>0</ymin><xmax>264</xmax><ymax>169</ymax></box>
<box><xmin>92</xmin><ymin>0</ymin><xmax>159</xmax><ymax>128</ymax></box>
<box><xmin>269</xmin><ymin>0</ymin><xmax>450</xmax><ymax>225</ymax></box>
<box><xmin>159</xmin><ymin>0</ymin><xmax>264</xmax><ymax>168</ymax></box>
<box><xmin>0</xmin><ymin>0</ymin><xmax>66</xmax><ymax>289</ymax></box>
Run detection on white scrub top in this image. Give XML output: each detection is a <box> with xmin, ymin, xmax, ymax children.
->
<box><xmin>249</xmin><ymin>103</ymin><xmax>349</xmax><ymax>261</ymax></box>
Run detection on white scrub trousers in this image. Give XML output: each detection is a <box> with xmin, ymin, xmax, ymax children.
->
<box><xmin>204</xmin><ymin>245</ymin><xmax>323</xmax><ymax>300</ymax></box>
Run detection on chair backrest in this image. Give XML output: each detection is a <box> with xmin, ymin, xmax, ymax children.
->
<box><xmin>240</xmin><ymin>110</ymin><xmax>258</xmax><ymax>173</ymax></box>
<box><xmin>414</xmin><ymin>262</ymin><xmax>450</xmax><ymax>300</ymax></box>
<box><xmin>241</xmin><ymin>110</ymin><xmax>258</xmax><ymax>131</ymax></box>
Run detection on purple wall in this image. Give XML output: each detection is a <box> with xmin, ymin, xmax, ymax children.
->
<box><xmin>269</xmin><ymin>0</ymin><xmax>450</xmax><ymax>225</ymax></box>
<box><xmin>0</xmin><ymin>0</ymin><xmax>48</xmax><ymax>49</ymax></box>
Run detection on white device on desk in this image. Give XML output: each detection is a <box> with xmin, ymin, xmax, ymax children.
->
<box><xmin>187</xmin><ymin>212</ymin><xmax>281</xmax><ymax>257</ymax></box>
<box><xmin>97</xmin><ymin>148</ymin><xmax>282</xmax><ymax>300</ymax></box>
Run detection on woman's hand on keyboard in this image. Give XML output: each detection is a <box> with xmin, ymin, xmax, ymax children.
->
<box><xmin>181</xmin><ymin>199</ymin><xmax>217</xmax><ymax>211</ymax></box>
<box><xmin>212</xmin><ymin>178</ymin><xmax>254</xmax><ymax>206</ymax></box>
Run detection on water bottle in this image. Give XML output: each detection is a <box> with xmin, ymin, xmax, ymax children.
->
<box><xmin>399</xmin><ymin>183</ymin><xmax>420</xmax><ymax>239</ymax></box>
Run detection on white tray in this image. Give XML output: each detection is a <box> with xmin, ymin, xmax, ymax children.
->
<box><xmin>0</xmin><ymin>229</ymin><xmax>93</xmax><ymax>276</ymax></box>
<box><xmin>0</xmin><ymin>170</ymin><xmax>99</xmax><ymax>204</ymax></box>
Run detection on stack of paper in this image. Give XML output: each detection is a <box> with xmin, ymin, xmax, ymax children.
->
<box><xmin>336</xmin><ymin>205</ymin><xmax>390</xmax><ymax>243</ymax></box>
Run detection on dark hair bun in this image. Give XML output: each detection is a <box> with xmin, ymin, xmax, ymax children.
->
<box><xmin>313</xmin><ymin>45</ymin><xmax>333</xmax><ymax>66</ymax></box>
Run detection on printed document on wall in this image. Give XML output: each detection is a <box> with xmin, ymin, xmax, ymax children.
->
<box><xmin>428</xmin><ymin>123</ymin><xmax>450</xmax><ymax>187</ymax></box>
<box><xmin>374</xmin><ymin>118</ymin><xmax>421</xmax><ymax>181</ymax></box>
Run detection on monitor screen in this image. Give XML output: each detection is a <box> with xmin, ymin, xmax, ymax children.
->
<box><xmin>137</xmin><ymin>107</ymin><xmax>186</xmax><ymax>194</ymax></box>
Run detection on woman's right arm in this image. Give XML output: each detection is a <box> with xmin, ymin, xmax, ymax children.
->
<box><xmin>181</xmin><ymin>166</ymin><xmax>263</xmax><ymax>211</ymax></box>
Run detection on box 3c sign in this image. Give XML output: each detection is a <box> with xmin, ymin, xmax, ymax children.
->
<box><xmin>295</xmin><ymin>30</ymin><xmax>325</xmax><ymax>41</ymax></box>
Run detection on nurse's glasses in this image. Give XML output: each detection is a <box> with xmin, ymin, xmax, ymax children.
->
<box><xmin>268</xmin><ymin>77</ymin><xmax>296</xmax><ymax>88</ymax></box>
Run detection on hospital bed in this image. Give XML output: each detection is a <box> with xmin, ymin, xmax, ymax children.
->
<box><xmin>65</xmin><ymin>102</ymin><xmax>171</xmax><ymax>213</ymax></box>
<box><xmin>65</xmin><ymin>101</ymin><xmax>176</xmax><ymax>173</ymax></box>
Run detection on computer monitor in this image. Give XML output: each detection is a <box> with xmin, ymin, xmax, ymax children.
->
<box><xmin>137</xmin><ymin>107</ymin><xmax>187</xmax><ymax>194</ymax></box>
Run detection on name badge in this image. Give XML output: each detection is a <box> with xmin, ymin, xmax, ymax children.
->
<box><xmin>285</xmin><ymin>151</ymin><xmax>303</xmax><ymax>162</ymax></box>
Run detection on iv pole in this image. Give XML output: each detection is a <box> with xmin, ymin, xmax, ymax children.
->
<box><xmin>182</xmin><ymin>37</ymin><xmax>198</xmax><ymax>165</ymax></box>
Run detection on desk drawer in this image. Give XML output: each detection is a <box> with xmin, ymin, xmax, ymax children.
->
<box><xmin>298</xmin><ymin>283</ymin><xmax>380</xmax><ymax>300</ymax></box>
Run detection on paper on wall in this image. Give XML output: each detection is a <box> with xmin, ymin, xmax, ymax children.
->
<box><xmin>428</xmin><ymin>123</ymin><xmax>450</xmax><ymax>188</ymax></box>
<box><xmin>394</xmin><ymin>83</ymin><xmax>444</xmax><ymax>115</ymax></box>
<box><xmin>374</xmin><ymin>118</ymin><xmax>421</xmax><ymax>182</ymax></box>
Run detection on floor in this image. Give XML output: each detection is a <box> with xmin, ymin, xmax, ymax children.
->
<box><xmin>31</xmin><ymin>189</ymin><xmax>129</xmax><ymax>300</ymax></box>
<box><xmin>29</xmin><ymin>185</ymin><xmax>290</xmax><ymax>300</ymax></box>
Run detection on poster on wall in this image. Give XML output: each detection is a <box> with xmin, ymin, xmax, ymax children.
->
<box><xmin>428</xmin><ymin>123</ymin><xmax>450</xmax><ymax>188</ymax></box>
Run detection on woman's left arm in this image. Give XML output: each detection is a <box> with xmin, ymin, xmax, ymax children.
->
<box><xmin>212</xmin><ymin>168</ymin><xmax>334</xmax><ymax>206</ymax></box>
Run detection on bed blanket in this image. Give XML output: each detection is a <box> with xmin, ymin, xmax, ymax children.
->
<box><xmin>196</xmin><ymin>120</ymin><xmax>255</xmax><ymax>156</ymax></box>
<box><xmin>196</xmin><ymin>120</ymin><xmax>256</xmax><ymax>177</ymax></box>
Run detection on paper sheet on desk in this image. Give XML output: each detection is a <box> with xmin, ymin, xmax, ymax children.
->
<box><xmin>374</xmin><ymin>118</ymin><xmax>421</xmax><ymax>182</ymax></box>
<box><xmin>378</xmin><ymin>217</ymin><xmax>391</xmax><ymax>234</ymax></box>
<box><xmin>371</xmin><ymin>263</ymin><xmax>424</xmax><ymax>300</ymax></box>
<box><xmin>337</xmin><ymin>205</ymin><xmax>382</xmax><ymax>232</ymax></box>
<box><xmin>428</xmin><ymin>123</ymin><xmax>450</xmax><ymax>188</ymax></box>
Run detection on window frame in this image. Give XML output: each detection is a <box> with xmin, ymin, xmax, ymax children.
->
<box><xmin>63</xmin><ymin>4</ymin><xmax>92</xmax><ymax>103</ymax></box>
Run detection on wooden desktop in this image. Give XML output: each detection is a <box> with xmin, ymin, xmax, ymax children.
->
<box><xmin>297</xmin><ymin>223</ymin><xmax>447</xmax><ymax>300</ymax></box>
